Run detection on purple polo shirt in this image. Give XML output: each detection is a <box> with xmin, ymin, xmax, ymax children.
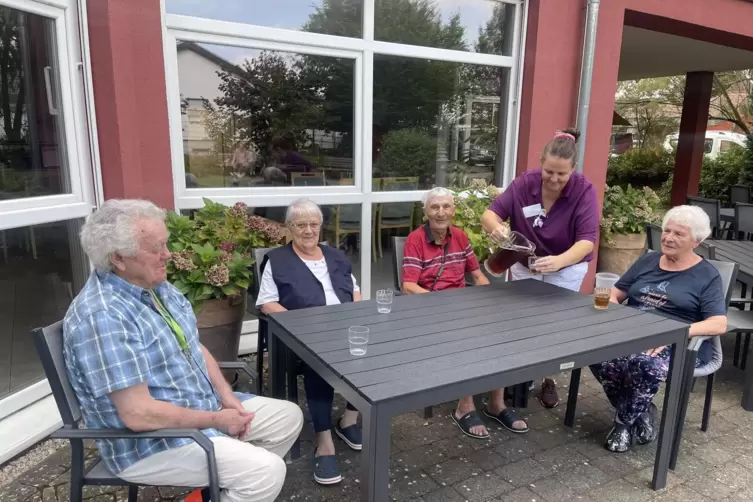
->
<box><xmin>488</xmin><ymin>169</ymin><xmax>599</xmax><ymax>264</ymax></box>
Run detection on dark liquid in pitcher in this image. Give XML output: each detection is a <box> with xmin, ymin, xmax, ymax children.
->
<box><xmin>484</xmin><ymin>248</ymin><xmax>535</xmax><ymax>277</ymax></box>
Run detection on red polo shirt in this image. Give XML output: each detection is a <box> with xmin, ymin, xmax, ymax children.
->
<box><xmin>402</xmin><ymin>223</ymin><xmax>480</xmax><ymax>291</ymax></box>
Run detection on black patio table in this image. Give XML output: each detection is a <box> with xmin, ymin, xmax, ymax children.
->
<box><xmin>266</xmin><ymin>279</ymin><xmax>689</xmax><ymax>501</ymax></box>
<box><xmin>708</xmin><ymin>239</ymin><xmax>753</xmax><ymax>287</ymax></box>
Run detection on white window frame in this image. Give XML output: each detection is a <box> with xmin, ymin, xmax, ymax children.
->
<box><xmin>162</xmin><ymin>0</ymin><xmax>528</xmax><ymax>298</ymax></box>
<box><xmin>0</xmin><ymin>0</ymin><xmax>98</xmax><ymax>436</ymax></box>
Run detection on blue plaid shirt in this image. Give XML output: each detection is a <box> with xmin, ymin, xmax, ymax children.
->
<box><xmin>63</xmin><ymin>271</ymin><xmax>223</xmax><ymax>474</ymax></box>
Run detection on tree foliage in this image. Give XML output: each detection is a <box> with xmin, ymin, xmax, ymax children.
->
<box><xmin>0</xmin><ymin>8</ymin><xmax>25</xmax><ymax>144</ymax></box>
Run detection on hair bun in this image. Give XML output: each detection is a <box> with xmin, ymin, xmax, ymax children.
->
<box><xmin>559</xmin><ymin>127</ymin><xmax>581</xmax><ymax>143</ymax></box>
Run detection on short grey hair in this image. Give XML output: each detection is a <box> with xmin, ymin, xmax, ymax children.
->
<box><xmin>285</xmin><ymin>198</ymin><xmax>323</xmax><ymax>224</ymax></box>
<box><xmin>662</xmin><ymin>205</ymin><xmax>712</xmax><ymax>242</ymax></box>
<box><xmin>80</xmin><ymin>199</ymin><xmax>166</xmax><ymax>271</ymax></box>
<box><xmin>423</xmin><ymin>187</ymin><xmax>454</xmax><ymax>208</ymax></box>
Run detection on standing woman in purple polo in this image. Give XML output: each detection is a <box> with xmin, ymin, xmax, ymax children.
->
<box><xmin>481</xmin><ymin>128</ymin><xmax>600</xmax><ymax>409</ymax></box>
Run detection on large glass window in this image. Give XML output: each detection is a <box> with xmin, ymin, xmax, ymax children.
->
<box><xmin>177</xmin><ymin>42</ymin><xmax>356</xmax><ymax>189</ymax></box>
<box><xmin>373</xmin><ymin>56</ymin><xmax>509</xmax><ymax>190</ymax></box>
<box><xmin>0</xmin><ymin>6</ymin><xmax>69</xmax><ymax>201</ymax></box>
<box><xmin>0</xmin><ymin>219</ymin><xmax>86</xmax><ymax>399</ymax></box>
<box><xmin>165</xmin><ymin>0</ymin><xmax>363</xmax><ymax>38</ymax></box>
<box><xmin>375</xmin><ymin>0</ymin><xmax>516</xmax><ymax>56</ymax></box>
<box><xmin>370</xmin><ymin>201</ymin><xmax>422</xmax><ymax>295</ymax></box>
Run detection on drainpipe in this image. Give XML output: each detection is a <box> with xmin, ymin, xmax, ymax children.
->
<box><xmin>575</xmin><ymin>0</ymin><xmax>600</xmax><ymax>173</ymax></box>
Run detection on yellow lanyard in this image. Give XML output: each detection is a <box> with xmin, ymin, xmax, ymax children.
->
<box><xmin>149</xmin><ymin>291</ymin><xmax>189</xmax><ymax>352</ymax></box>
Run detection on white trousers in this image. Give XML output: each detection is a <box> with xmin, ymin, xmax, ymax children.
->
<box><xmin>509</xmin><ymin>261</ymin><xmax>589</xmax><ymax>292</ymax></box>
<box><xmin>118</xmin><ymin>396</ymin><xmax>303</xmax><ymax>502</ymax></box>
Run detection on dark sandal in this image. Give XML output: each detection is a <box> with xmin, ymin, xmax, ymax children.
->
<box><xmin>451</xmin><ymin>411</ymin><xmax>490</xmax><ymax>439</ymax></box>
<box><xmin>483</xmin><ymin>408</ymin><xmax>529</xmax><ymax>434</ymax></box>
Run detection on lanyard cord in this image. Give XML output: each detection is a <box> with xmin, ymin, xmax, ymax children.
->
<box><xmin>149</xmin><ymin>291</ymin><xmax>189</xmax><ymax>352</ymax></box>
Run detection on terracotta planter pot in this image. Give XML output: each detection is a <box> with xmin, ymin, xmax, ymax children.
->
<box><xmin>196</xmin><ymin>293</ymin><xmax>247</xmax><ymax>382</ymax></box>
<box><xmin>597</xmin><ymin>233</ymin><xmax>646</xmax><ymax>276</ymax></box>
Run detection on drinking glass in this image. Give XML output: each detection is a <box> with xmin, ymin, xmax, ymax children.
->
<box><xmin>594</xmin><ymin>272</ymin><xmax>620</xmax><ymax>310</ymax></box>
<box><xmin>376</xmin><ymin>289</ymin><xmax>394</xmax><ymax>313</ymax></box>
<box><xmin>348</xmin><ymin>326</ymin><xmax>369</xmax><ymax>356</ymax></box>
<box><xmin>528</xmin><ymin>256</ymin><xmax>542</xmax><ymax>280</ymax></box>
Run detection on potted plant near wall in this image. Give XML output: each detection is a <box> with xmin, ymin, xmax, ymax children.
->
<box><xmin>166</xmin><ymin>199</ymin><xmax>285</xmax><ymax>378</ymax></box>
<box><xmin>598</xmin><ymin>185</ymin><xmax>663</xmax><ymax>275</ymax></box>
<box><xmin>451</xmin><ymin>179</ymin><xmax>506</xmax><ymax>281</ymax></box>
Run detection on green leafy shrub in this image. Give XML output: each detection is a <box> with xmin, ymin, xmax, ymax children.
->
<box><xmin>741</xmin><ymin>134</ymin><xmax>753</xmax><ymax>186</ymax></box>
<box><xmin>601</xmin><ymin>185</ymin><xmax>663</xmax><ymax>245</ymax></box>
<box><xmin>376</xmin><ymin>128</ymin><xmax>436</xmax><ymax>185</ymax></box>
<box><xmin>606</xmin><ymin>148</ymin><xmax>676</xmax><ymax>189</ymax></box>
<box><xmin>166</xmin><ymin>199</ymin><xmax>285</xmax><ymax>310</ymax></box>
<box><xmin>451</xmin><ymin>179</ymin><xmax>501</xmax><ymax>262</ymax></box>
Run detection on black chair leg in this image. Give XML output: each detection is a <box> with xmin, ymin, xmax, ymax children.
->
<box><xmin>564</xmin><ymin>368</ymin><xmax>581</xmax><ymax>427</ymax></box>
<box><xmin>691</xmin><ymin>378</ymin><xmax>697</xmax><ymax>393</ymax></box>
<box><xmin>423</xmin><ymin>406</ymin><xmax>433</xmax><ymax>419</ymax></box>
<box><xmin>511</xmin><ymin>382</ymin><xmax>529</xmax><ymax>408</ymax></box>
<box><xmin>285</xmin><ymin>346</ymin><xmax>301</xmax><ymax>460</ymax></box>
<box><xmin>69</xmin><ymin>439</ymin><xmax>85</xmax><ymax>502</ymax></box>
<box><xmin>670</xmin><ymin>348</ymin><xmax>698</xmax><ymax>471</ymax></box>
<box><xmin>702</xmin><ymin>373</ymin><xmax>714</xmax><ymax>432</ymax></box>
<box><xmin>256</xmin><ymin>322</ymin><xmax>266</xmax><ymax>394</ymax></box>
<box><xmin>743</xmin><ymin>334</ymin><xmax>751</xmax><ymax>371</ymax></box>
<box><xmin>127</xmin><ymin>486</ymin><xmax>138</xmax><ymax>502</ymax></box>
<box><xmin>735</xmin><ymin>333</ymin><xmax>742</xmax><ymax>368</ymax></box>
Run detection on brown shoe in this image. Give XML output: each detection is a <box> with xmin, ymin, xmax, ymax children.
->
<box><xmin>539</xmin><ymin>378</ymin><xmax>559</xmax><ymax>408</ymax></box>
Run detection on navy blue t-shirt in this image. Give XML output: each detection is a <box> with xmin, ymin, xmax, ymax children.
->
<box><xmin>615</xmin><ymin>252</ymin><xmax>726</xmax><ymax>324</ymax></box>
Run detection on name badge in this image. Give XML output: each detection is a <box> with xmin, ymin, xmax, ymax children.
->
<box><xmin>522</xmin><ymin>203</ymin><xmax>542</xmax><ymax>218</ymax></box>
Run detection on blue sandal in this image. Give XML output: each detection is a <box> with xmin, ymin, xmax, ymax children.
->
<box><xmin>483</xmin><ymin>407</ymin><xmax>529</xmax><ymax>434</ymax></box>
<box><xmin>451</xmin><ymin>411</ymin><xmax>490</xmax><ymax>439</ymax></box>
<box><xmin>313</xmin><ymin>450</ymin><xmax>342</xmax><ymax>485</ymax></box>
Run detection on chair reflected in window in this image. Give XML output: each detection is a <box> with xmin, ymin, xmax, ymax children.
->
<box><xmin>291</xmin><ymin>172</ymin><xmax>325</xmax><ymax>186</ymax></box>
<box><xmin>324</xmin><ymin>178</ymin><xmax>362</xmax><ymax>254</ymax></box>
<box><xmin>375</xmin><ymin>177</ymin><xmax>419</xmax><ymax>258</ymax></box>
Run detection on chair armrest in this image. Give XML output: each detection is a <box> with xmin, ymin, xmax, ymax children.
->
<box><xmin>730</xmin><ymin>298</ymin><xmax>753</xmax><ymax>304</ymax></box>
<box><xmin>217</xmin><ymin>361</ymin><xmax>258</xmax><ymax>381</ymax></box>
<box><xmin>52</xmin><ymin>427</ymin><xmax>221</xmax><ymax>502</ymax></box>
<box><xmin>688</xmin><ymin>335</ymin><xmax>712</xmax><ymax>352</ymax></box>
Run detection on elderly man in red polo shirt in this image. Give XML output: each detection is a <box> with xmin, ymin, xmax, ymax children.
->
<box><xmin>401</xmin><ymin>187</ymin><xmax>528</xmax><ymax>440</ymax></box>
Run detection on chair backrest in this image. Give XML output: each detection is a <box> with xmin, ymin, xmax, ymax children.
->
<box><xmin>291</xmin><ymin>172</ymin><xmax>325</xmax><ymax>186</ymax></box>
<box><xmin>696</xmin><ymin>241</ymin><xmax>716</xmax><ymax>260</ymax></box>
<box><xmin>646</xmin><ymin>223</ymin><xmax>663</xmax><ymax>252</ymax></box>
<box><xmin>707</xmin><ymin>259</ymin><xmax>740</xmax><ymax>308</ymax></box>
<box><xmin>380</xmin><ymin>177</ymin><xmax>419</xmax><ymax>219</ymax></box>
<box><xmin>735</xmin><ymin>202</ymin><xmax>753</xmax><ymax>235</ymax></box>
<box><xmin>729</xmin><ymin>184</ymin><xmax>751</xmax><ymax>206</ymax></box>
<box><xmin>686</xmin><ymin>196</ymin><xmax>721</xmax><ymax>229</ymax></box>
<box><xmin>251</xmin><ymin>247</ymin><xmax>276</xmax><ymax>299</ymax></box>
<box><xmin>32</xmin><ymin>321</ymin><xmax>81</xmax><ymax>426</ymax></box>
<box><xmin>392</xmin><ymin>236</ymin><xmax>406</xmax><ymax>291</ymax></box>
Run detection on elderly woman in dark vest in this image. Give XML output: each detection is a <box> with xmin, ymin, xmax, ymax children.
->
<box><xmin>256</xmin><ymin>198</ymin><xmax>361</xmax><ymax>486</ymax></box>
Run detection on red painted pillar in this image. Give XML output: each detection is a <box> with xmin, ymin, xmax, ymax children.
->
<box><xmin>670</xmin><ymin>72</ymin><xmax>713</xmax><ymax>207</ymax></box>
<box><xmin>87</xmin><ymin>0</ymin><xmax>175</xmax><ymax>209</ymax></box>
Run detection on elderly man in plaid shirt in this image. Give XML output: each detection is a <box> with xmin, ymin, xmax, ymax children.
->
<box><xmin>63</xmin><ymin>199</ymin><xmax>303</xmax><ymax>502</ymax></box>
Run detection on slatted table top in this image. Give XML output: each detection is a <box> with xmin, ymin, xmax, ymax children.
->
<box><xmin>709</xmin><ymin>239</ymin><xmax>753</xmax><ymax>285</ymax></box>
<box><xmin>269</xmin><ymin>280</ymin><xmax>688</xmax><ymax>405</ymax></box>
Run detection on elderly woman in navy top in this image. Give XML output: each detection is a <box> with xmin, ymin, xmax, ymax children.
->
<box><xmin>256</xmin><ymin>198</ymin><xmax>361</xmax><ymax>486</ymax></box>
<box><xmin>481</xmin><ymin>128</ymin><xmax>600</xmax><ymax>408</ymax></box>
<box><xmin>591</xmin><ymin>205</ymin><xmax>727</xmax><ymax>453</ymax></box>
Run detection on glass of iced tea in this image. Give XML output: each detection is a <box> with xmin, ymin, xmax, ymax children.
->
<box><xmin>528</xmin><ymin>255</ymin><xmax>542</xmax><ymax>280</ymax></box>
<box><xmin>594</xmin><ymin>273</ymin><xmax>620</xmax><ymax>309</ymax></box>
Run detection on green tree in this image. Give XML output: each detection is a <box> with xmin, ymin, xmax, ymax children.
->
<box><xmin>615</xmin><ymin>78</ymin><xmax>680</xmax><ymax>148</ymax></box>
<box><xmin>0</xmin><ymin>8</ymin><xmax>25</xmax><ymax>144</ymax></box>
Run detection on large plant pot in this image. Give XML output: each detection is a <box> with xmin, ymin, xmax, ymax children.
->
<box><xmin>597</xmin><ymin>233</ymin><xmax>646</xmax><ymax>276</ymax></box>
<box><xmin>197</xmin><ymin>293</ymin><xmax>247</xmax><ymax>383</ymax></box>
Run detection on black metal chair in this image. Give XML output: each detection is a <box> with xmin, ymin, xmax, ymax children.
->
<box><xmin>687</xmin><ymin>196</ymin><xmax>722</xmax><ymax>238</ymax></box>
<box><xmin>249</xmin><ymin>247</ymin><xmax>276</xmax><ymax>393</ymax></box>
<box><xmin>646</xmin><ymin>223</ymin><xmax>663</xmax><ymax>252</ymax></box>
<box><xmin>32</xmin><ymin>321</ymin><xmax>261</xmax><ymax>502</ymax></box>
<box><xmin>734</xmin><ymin>202</ymin><xmax>753</xmax><ymax>241</ymax></box>
<box><xmin>729</xmin><ymin>184</ymin><xmax>752</xmax><ymax>206</ymax></box>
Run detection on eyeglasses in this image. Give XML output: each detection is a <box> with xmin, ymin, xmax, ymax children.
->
<box><xmin>290</xmin><ymin>222</ymin><xmax>321</xmax><ymax>230</ymax></box>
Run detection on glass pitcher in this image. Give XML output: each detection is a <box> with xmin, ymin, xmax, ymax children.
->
<box><xmin>484</xmin><ymin>231</ymin><xmax>536</xmax><ymax>277</ymax></box>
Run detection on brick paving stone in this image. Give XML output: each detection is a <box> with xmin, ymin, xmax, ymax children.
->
<box><xmin>707</xmin><ymin>461</ymin><xmax>753</xmax><ymax>494</ymax></box>
<box><xmin>532</xmin><ymin>444</ymin><xmax>589</xmax><ymax>473</ymax></box>
<box><xmin>493</xmin><ymin>457</ymin><xmax>550</xmax><ymax>488</ymax></box>
<box><xmin>585</xmin><ymin>479</ymin><xmax>653</xmax><ymax>502</ymax></box>
<box><xmin>652</xmin><ymin>484</ymin><xmax>713</xmax><ymax>502</ymax></box>
<box><xmin>414</xmin><ymin>485</ymin><xmax>467</xmax><ymax>502</ymax></box>
<box><xmin>494</xmin><ymin>486</ymin><xmax>539</xmax><ymax>502</ymax></box>
<box><xmin>527</xmin><ymin>472</ymin><xmax>580</xmax><ymax>501</ymax></box>
<box><xmin>624</xmin><ymin>466</ymin><xmax>684</xmax><ymax>491</ymax></box>
<box><xmin>683</xmin><ymin>474</ymin><xmax>738</xmax><ymax>501</ymax></box>
<box><xmin>558</xmin><ymin>462</ymin><xmax>611</xmax><ymax>493</ymax></box>
<box><xmin>467</xmin><ymin>446</ymin><xmax>511</xmax><ymax>471</ymax></box>
<box><xmin>0</xmin><ymin>482</ymin><xmax>37</xmax><ymax>502</ymax></box>
<box><xmin>493</xmin><ymin>434</ymin><xmax>543</xmax><ymax>464</ymax></box>
<box><xmin>722</xmin><ymin>488</ymin><xmax>753</xmax><ymax>502</ymax></box>
<box><xmin>425</xmin><ymin>457</ymin><xmax>479</xmax><ymax>486</ymax></box>
<box><xmin>689</xmin><ymin>441</ymin><xmax>737</xmax><ymax>467</ymax></box>
<box><xmin>389</xmin><ymin>468</ymin><xmax>439</xmax><ymax>501</ymax></box>
<box><xmin>452</xmin><ymin>471</ymin><xmax>514</xmax><ymax>502</ymax></box>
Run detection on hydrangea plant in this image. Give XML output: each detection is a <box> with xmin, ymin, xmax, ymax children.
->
<box><xmin>166</xmin><ymin>199</ymin><xmax>285</xmax><ymax>310</ymax></box>
<box><xmin>600</xmin><ymin>185</ymin><xmax>663</xmax><ymax>245</ymax></box>
<box><xmin>451</xmin><ymin>179</ymin><xmax>502</xmax><ymax>263</ymax></box>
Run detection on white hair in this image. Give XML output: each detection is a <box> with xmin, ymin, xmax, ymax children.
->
<box><xmin>285</xmin><ymin>198</ymin><xmax>323</xmax><ymax>224</ymax></box>
<box><xmin>423</xmin><ymin>187</ymin><xmax>454</xmax><ymax>208</ymax></box>
<box><xmin>80</xmin><ymin>199</ymin><xmax>166</xmax><ymax>271</ymax></box>
<box><xmin>662</xmin><ymin>205</ymin><xmax>712</xmax><ymax>242</ymax></box>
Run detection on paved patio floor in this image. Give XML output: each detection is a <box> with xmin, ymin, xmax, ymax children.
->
<box><xmin>3</xmin><ymin>334</ymin><xmax>753</xmax><ymax>502</ymax></box>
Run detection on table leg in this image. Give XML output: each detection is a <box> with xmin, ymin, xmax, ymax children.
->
<box><xmin>564</xmin><ymin>367</ymin><xmax>581</xmax><ymax>428</ymax></box>
<box><xmin>267</xmin><ymin>325</ymin><xmax>285</xmax><ymax>400</ymax></box>
<box><xmin>652</xmin><ymin>340</ymin><xmax>686</xmax><ymax>490</ymax></box>
<box><xmin>361</xmin><ymin>405</ymin><xmax>391</xmax><ymax>502</ymax></box>
<box><xmin>741</xmin><ymin>349</ymin><xmax>753</xmax><ymax>411</ymax></box>
<box><xmin>669</xmin><ymin>347</ymin><xmax>698</xmax><ymax>470</ymax></box>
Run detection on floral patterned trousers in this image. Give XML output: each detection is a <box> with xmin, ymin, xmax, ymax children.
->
<box><xmin>589</xmin><ymin>349</ymin><xmax>671</xmax><ymax>425</ymax></box>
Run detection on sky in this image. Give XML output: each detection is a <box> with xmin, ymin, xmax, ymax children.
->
<box><xmin>166</xmin><ymin>0</ymin><xmax>501</xmax><ymax>63</ymax></box>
